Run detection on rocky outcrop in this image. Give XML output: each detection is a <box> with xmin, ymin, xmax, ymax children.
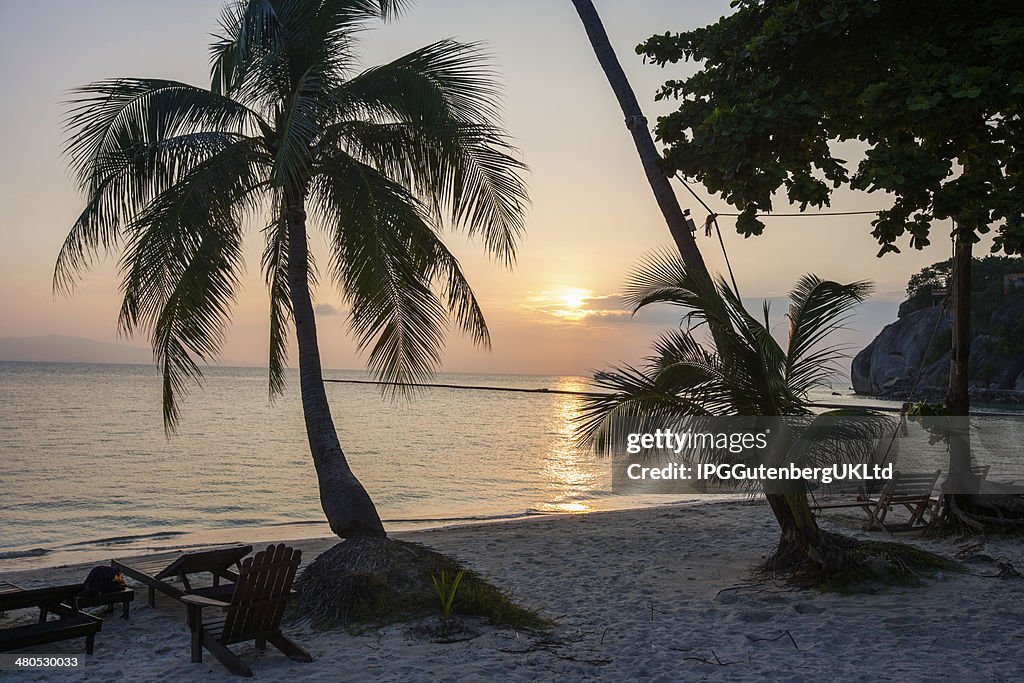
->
<box><xmin>851</xmin><ymin>294</ymin><xmax>1024</xmax><ymax>401</ymax></box>
<box><xmin>851</xmin><ymin>307</ymin><xmax>949</xmax><ymax>395</ymax></box>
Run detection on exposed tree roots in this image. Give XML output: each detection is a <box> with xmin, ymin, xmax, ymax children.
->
<box><xmin>758</xmin><ymin>530</ymin><xmax>859</xmax><ymax>584</ymax></box>
<box><xmin>928</xmin><ymin>494</ymin><xmax>1024</xmax><ymax>537</ymax></box>
<box><xmin>758</xmin><ymin>531</ymin><xmax>959</xmax><ymax>591</ymax></box>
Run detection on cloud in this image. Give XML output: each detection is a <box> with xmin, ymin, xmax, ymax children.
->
<box><xmin>314</xmin><ymin>303</ymin><xmax>344</xmax><ymax>317</ymax></box>
<box><xmin>521</xmin><ymin>288</ymin><xmax>633</xmax><ymax>323</ymax></box>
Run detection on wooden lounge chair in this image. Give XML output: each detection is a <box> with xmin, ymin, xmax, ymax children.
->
<box><xmin>113</xmin><ymin>544</ymin><xmax>252</xmax><ymax>607</ymax></box>
<box><xmin>868</xmin><ymin>470</ymin><xmax>942</xmax><ymax>529</ymax></box>
<box><xmin>181</xmin><ymin>544</ymin><xmax>311</xmax><ymax>677</ymax></box>
<box><xmin>814</xmin><ymin>470</ymin><xmax>942</xmax><ymax>530</ymax></box>
<box><xmin>0</xmin><ymin>581</ymin><xmax>102</xmax><ymax>654</ymax></box>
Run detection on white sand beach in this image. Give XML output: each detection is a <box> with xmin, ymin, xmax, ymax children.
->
<box><xmin>3</xmin><ymin>500</ymin><xmax>1024</xmax><ymax>682</ymax></box>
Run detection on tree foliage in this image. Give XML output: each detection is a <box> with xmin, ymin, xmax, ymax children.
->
<box><xmin>638</xmin><ymin>0</ymin><xmax>1024</xmax><ymax>256</ymax></box>
<box><xmin>903</xmin><ymin>255</ymin><xmax>1024</xmax><ymax>328</ymax></box>
<box><xmin>57</xmin><ymin>0</ymin><xmax>529</xmax><ymax>429</ymax></box>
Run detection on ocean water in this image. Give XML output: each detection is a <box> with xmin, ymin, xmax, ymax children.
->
<box><xmin>0</xmin><ymin>362</ymin><xmax>676</xmax><ymax>568</ymax></box>
<box><xmin>2</xmin><ymin>362</ymin><xmax>1020</xmax><ymax>570</ymax></box>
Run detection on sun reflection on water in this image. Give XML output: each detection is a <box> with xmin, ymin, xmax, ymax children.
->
<box><xmin>535</xmin><ymin>376</ymin><xmax>607</xmax><ymax>515</ymax></box>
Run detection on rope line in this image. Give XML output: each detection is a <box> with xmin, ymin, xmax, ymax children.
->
<box><xmin>717</xmin><ymin>210</ymin><xmax>881</xmax><ymax>217</ymax></box>
<box><xmin>322</xmin><ymin>378</ymin><xmax>1017</xmax><ymax>416</ymax></box>
<box><xmin>669</xmin><ymin>173</ymin><xmax>883</xmax><ymax>218</ymax></box>
<box><xmin>674</xmin><ymin>173</ymin><xmax>740</xmax><ymax>294</ymax></box>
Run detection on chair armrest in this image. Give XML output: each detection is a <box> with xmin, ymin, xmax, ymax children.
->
<box><xmin>181</xmin><ymin>594</ymin><xmax>229</xmax><ymax>609</ymax></box>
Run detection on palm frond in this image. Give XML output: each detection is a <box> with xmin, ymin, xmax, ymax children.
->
<box><xmin>116</xmin><ymin>140</ymin><xmax>266</xmax><ymax>430</ymax></box>
<box><xmin>784</xmin><ymin>410</ymin><xmax>895</xmax><ymax>471</ymax></box>
<box><xmin>150</xmin><ymin>219</ymin><xmax>244</xmax><ymax>432</ymax></box>
<box><xmin>210</xmin><ymin>1</ymin><xmax>408</xmax><ymax>106</ymax></box>
<box><xmin>622</xmin><ymin>249</ymin><xmax>728</xmax><ymax>324</ymax></box>
<box><xmin>311</xmin><ymin>152</ymin><xmax>453</xmax><ymax>388</ymax></box>
<box><xmin>210</xmin><ymin>0</ymin><xmax>284</xmax><ymax>105</ymax></box>
<box><xmin>55</xmin><ymin>131</ymin><xmax>252</xmax><ymax>294</ymax></box>
<box><xmin>785</xmin><ymin>275</ymin><xmax>873</xmax><ymax>393</ymax></box>
<box><xmin>64</xmin><ymin>79</ymin><xmax>263</xmax><ymax>185</ymax></box>
<box><xmin>273</xmin><ymin>66</ymin><xmax>331</xmax><ymax>190</ymax></box>
<box><xmin>335</xmin><ymin>40</ymin><xmax>528</xmax><ymax>264</ymax></box>
<box><xmin>262</xmin><ymin>193</ymin><xmax>291</xmax><ymax>398</ymax></box>
<box><xmin>577</xmin><ymin>364</ymin><xmax>715</xmax><ymax>454</ymax></box>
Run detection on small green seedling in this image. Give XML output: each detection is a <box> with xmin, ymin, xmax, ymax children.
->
<box><xmin>431</xmin><ymin>569</ymin><xmax>465</xmax><ymax>621</ymax></box>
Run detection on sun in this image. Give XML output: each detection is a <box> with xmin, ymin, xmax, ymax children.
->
<box><xmin>523</xmin><ymin>286</ymin><xmax>597</xmax><ymax>321</ymax></box>
<box><xmin>560</xmin><ymin>287</ymin><xmax>590</xmax><ymax>312</ymax></box>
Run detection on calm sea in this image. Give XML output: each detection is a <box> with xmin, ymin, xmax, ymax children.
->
<box><xmin>0</xmin><ymin>362</ymin><xmax>687</xmax><ymax>569</ymax></box>
<box><xmin>1</xmin><ymin>362</ymin><xmax>1019</xmax><ymax>570</ymax></box>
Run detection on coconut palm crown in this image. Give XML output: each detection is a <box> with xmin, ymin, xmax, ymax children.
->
<box><xmin>579</xmin><ymin>252</ymin><xmax>872</xmax><ymax>431</ymax></box>
<box><xmin>56</xmin><ymin>0</ymin><xmax>529</xmax><ymax>537</ymax></box>
<box><xmin>578</xmin><ymin>251</ymin><xmax>878</xmax><ymax>573</ymax></box>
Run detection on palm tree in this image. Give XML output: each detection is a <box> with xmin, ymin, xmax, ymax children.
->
<box><xmin>55</xmin><ymin>0</ymin><xmax>528</xmax><ymax>538</ymax></box>
<box><xmin>578</xmin><ymin>252</ymin><xmax>879</xmax><ymax>574</ymax></box>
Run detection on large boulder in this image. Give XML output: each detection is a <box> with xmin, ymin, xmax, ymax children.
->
<box><xmin>852</xmin><ymin>293</ymin><xmax>1024</xmax><ymax>398</ymax></box>
<box><xmin>851</xmin><ymin>307</ymin><xmax>949</xmax><ymax>395</ymax></box>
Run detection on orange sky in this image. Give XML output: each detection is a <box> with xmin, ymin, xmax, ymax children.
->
<box><xmin>0</xmin><ymin>0</ymin><xmax>989</xmax><ymax>377</ymax></box>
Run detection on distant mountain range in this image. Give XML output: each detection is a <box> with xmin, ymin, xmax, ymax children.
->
<box><xmin>0</xmin><ymin>335</ymin><xmax>154</xmax><ymax>365</ymax></box>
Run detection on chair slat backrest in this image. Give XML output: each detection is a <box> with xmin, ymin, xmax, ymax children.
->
<box><xmin>887</xmin><ymin>470</ymin><xmax>941</xmax><ymax>501</ymax></box>
<box><xmin>221</xmin><ymin>544</ymin><xmax>301</xmax><ymax>643</ymax></box>
<box><xmin>154</xmin><ymin>545</ymin><xmax>252</xmax><ymax>580</ymax></box>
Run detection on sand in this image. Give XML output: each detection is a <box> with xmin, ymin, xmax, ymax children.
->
<box><xmin>2</xmin><ymin>500</ymin><xmax>1024</xmax><ymax>682</ymax></box>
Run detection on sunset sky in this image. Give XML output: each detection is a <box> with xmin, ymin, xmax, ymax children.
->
<box><xmin>0</xmin><ymin>0</ymin><xmax>989</xmax><ymax>377</ymax></box>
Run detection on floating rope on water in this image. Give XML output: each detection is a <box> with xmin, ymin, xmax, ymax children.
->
<box><xmin>322</xmin><ymin>378</ymin><xmax>1017</xmax><ymax>415</ymax></box>
<box><xmin>322</xmin><ymin>378</ymin><xmax>607</xmax><ymax>397</ymax></box>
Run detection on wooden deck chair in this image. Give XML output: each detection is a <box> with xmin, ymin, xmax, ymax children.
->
<box><xmin>814</xmin><ymin>470</ymin><xmax>941</xmax><ymax>530</ymax></box>
<box><xmin>113</xmin><ymin>545</ymin><xmax>252</xmax><ymax>607</ymax></box>
<box><xmin>868</xmin><ymin>470</ymin><xmax>942</xmax><ymax>530</ymax></box>
<box><xmin>181</xmin><ymin>544</ymin><xmax>312</xmax><ymax>677</ymax></box>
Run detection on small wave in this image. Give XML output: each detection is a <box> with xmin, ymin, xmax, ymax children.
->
<box><xmin>64</xmin><ymin>530</ymin><xmax>187</xmax><ymax>548</ymax></box>
<box><xmin>0</xmin><ymin>548</ymin><xmax>51</xmax><ymax>560</ymax></box>
<box><xmin>272</xmin><ymin>520</ymin><xmax>332</xmax><ymax>527</ymax></box>
<box><xmin>382</xmin><ymin>511</ymin><xmax>543</xmax><ymax>525</ymax></box>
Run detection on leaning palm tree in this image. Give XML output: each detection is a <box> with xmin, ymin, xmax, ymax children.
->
<box><xmin>56</xmin><ymin>0</ymin><xmax>528</xmax><ymax>539</ymax></box>
<box><xmin>568</xmin><ymin>0</ymin><xmax>713</xmax><ymax>287</ymax></box>
<box><xmin>578</xmin><ymin>252</ymin><xmax>878</xmax><ymax>575</ymax></box>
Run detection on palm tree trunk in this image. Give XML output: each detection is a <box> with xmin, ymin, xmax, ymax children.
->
<box><xmin>763</xmin><ymin>424</ymin><xmax>845</xmax><ymax>574</ymax></box>
<box><xmin>569</xmin><ymin>0</ymin><xmax>712</xmax><ymax>276</ymax></box>
<box><xmin>573</xmin><ymin>0</ymin><xmax>842</xmax><ymax>574</ymax></box>
<box><xmin>285</xmin><ymin>195</ymin><xmax>386</xmax><ymax>538</ymax></box>
<box><xmin>766</xmin><ymin>492</ymin><xmax>847</xmax><ymax>573</ymax></box>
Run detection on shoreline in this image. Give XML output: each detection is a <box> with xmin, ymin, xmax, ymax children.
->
<box><xmin>851</xmin><ymin>389</ymin><xmax>1024</xmax><ymax>409</ymax></box>
<box><xmin>0</xmin><ymin>495</ymin><xmax>735</xmax><ymax>573</ymax></box>
<box><xmin>3</xmin><ymin>500</ymin><xmax>1023</xmax><ymax>681</ymax></box>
